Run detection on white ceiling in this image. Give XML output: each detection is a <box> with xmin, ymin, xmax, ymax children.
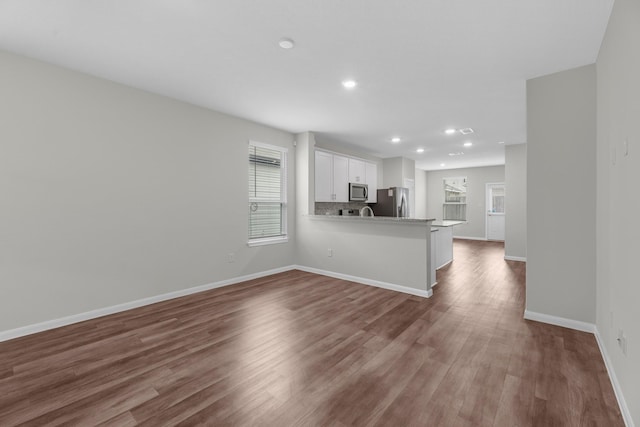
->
<box><xmin>0</xmin><ymin>0</ymin><xmax>613</xmax><ymax>170</ymax></box>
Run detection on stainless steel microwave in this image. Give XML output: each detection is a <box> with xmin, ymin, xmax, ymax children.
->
<box><xmin>349</xmin><ymin>183</ymin><xmax>368</xmax><ymax>201</ymax></box>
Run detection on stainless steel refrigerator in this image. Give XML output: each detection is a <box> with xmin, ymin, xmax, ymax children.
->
<box><xmin>372</xmin><ymin>187</ymin><xmax>410</xmax><ymax>217</ymax></box>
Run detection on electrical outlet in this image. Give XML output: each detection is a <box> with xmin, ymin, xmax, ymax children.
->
<box><xmin>327</xmin><ymin>248</ymin><xmax>333</xmax><ymax>257</ymax></box>
<box><xmin>227</xmin><ymin>252</ymin><xmax>235</xmax><ymax>263</ymax></box>
<box><xmin>617</xmin><ymin>329</ymin><xmax>627</xmax><ymax>356</ymax></box>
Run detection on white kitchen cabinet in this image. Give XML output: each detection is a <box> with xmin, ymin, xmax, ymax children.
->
<box><xmin>434</xmin><ymin>225</ymin><xmax>454</xmax><ymax>269</ymax></box>
<box><xmin>315</xmin><ymin>151</ymin><xmax>333</xmax><ymax>202</ymax></box>
<box><xmin>348</xmin><ymin>158</ymin><xmax>366</xmax><ymax>183</ymax></box>
<box><xmin>365</xmin><ymin>162</ymin><xmax>377</xmax><ymax>203</ymax></box>
<box><xmin>315</xmin><ymin>151</ymin><xmax>349</xmax><ymax>202</ymax></box>
<box><xmin>333</xmin><ymin>155</ymin><xmax>349</xmax><ymax>202</ymax></box>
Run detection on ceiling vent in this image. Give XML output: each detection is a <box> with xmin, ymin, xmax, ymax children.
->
<box><xmin>459</xmin><ymin>128</ymin><xmax>474</xmax><ymax>135</ymax></box>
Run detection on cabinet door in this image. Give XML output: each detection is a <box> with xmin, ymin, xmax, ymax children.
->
<box><xmin>333</xmin><ymin>155</ymin><xmax>349</xmax><ymax>202</ymax></box>
<box><xmin>365</xmin><ymin>162</ymin><xmax>377</xmax><ymax>203</ymax></box>
<box><xmin>348</xmin><ymin>158</ymin><xmax>366</xmax><ymax>183</ymax></box>
<box><xmin>315</xmin><ymin>151</ymin><xmax>334</xmax><ymax>202</ymax></box>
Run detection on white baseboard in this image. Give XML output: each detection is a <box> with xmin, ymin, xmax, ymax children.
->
<box><xmin>594</xmin><ymin>328</ymin><xmax>635</xmax><ymax>427</ymax></box>
<box><xmin>504</xmin><ymin>255</ymin><xmax>527</xmax><ymax>262</ymax></box>
<box><xmin>0</xmin><ymin>265</ymin><xmax>297</xmax><ymax>343</ymax></box>
<box><xmin>523</xmin><ymin>310</ymin><xmax>595</xmax><ymax>333</ymax></box>
<box><xmin>294</xmin><ymin>265</ymin><xmax>433</xmax><ymax>299</ymax></box>
<box><xmin>453</xmin><ymin>236</ymin><xmax>487</xmax><ymax>241</ymax></box>
<box><xmin>1</xmin><ymin>264</ymin><xmax>433</xmax><ymax>343</ymax></box>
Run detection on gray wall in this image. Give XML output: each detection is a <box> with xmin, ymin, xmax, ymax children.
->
<box><xmin>382</xmin><ymin>157</ymin><xmax>414</xmax><ymax>188</ymax></box>
<box><xmin>596</xmin><ymin>0</ymin><xmax>640</xmax><ymax>422</ymax></box>
<box><xmin>425</xmin><ymin>165</ymin><xmax>505</xmax><ymax>239</ymax></box>
<box><xmin>414</xmin><ymin>169</ymin><xmax>428</xmax><ymax>219</ymax></box>
<box><xmin>295</xmin><ymin>131</ymin><xmax>315</xmax><ymax>216</ymax></box>
<box><xmin>0</xmin><ymin>50</ymin><xmax>296</xmax><ymax>331</ymax></box>
<box><xmin>505</xmin><ymin>144</ymin><xmax>527</xmax><ymax>260</ymax></box>
<box><xmin>526</xmin><ymin>64</ymin><xmax>596</xmax><ymax>323</ymax></box>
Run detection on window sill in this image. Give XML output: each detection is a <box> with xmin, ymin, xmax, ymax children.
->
<box><xmin>247</xmin><ymin>236</ymin><xmax>289</xmax><ymax>247</ymax></box>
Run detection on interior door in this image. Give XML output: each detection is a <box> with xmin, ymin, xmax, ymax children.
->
<box><xmin>486</xmin><ymin>183</ymin><xmax>505</xmax><ymax>241</ymax></box>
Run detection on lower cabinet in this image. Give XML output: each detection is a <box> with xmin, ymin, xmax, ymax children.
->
<box><xmin>430</xmin><ymin>229</ymin><xmax>438</xmax><ymax>286</ymax></box>
<box><xmin>434</xmin><ymin>226</ymin><xmax>454</xmax><ymax>269</ymax></box>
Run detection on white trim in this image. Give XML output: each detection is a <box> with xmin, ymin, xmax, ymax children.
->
<box><xmin>594</xmin><ymin>328</ymin><xmax>635</xmax><ymax>427</ymax></box>
<box><xmin>436</xmin><ymin>260</ymin><xmax>453</xmax><ymax>270</ymax></box>
<box><xmin>0</xmin><ymin>265</ymin><xmax>433</xmax><ymax>343</ymax></box>
<box><xmin>294</xmin><ymin>265</ymin><xmax>432</xmax><ymax>298</ymax></box>
<box><xmin>247</xmin><ymin>236</ymin><xmax>288</xmax><ymax>247</ymax></box>
<box><xmin>0</xmin><ymin>265</ymin><xmax>296</xmax><ymax>343</ymax></box>
<box><xmin>248</xmin><ymin>139</ymin><xmax>288</xmax><ymax>153</ymax></box>
<box><xmin>453</xmin><ymin>236</ymin><xmax>487</xmax><ymax>241</ymax></box>
<box><xmin>523</xmin><ymin>310</ymin><xmax>595</xmax><ymax>333</ymax></box>
<box><xmin>504</xmin><ymin>255</ymin><xmax>527</xmax><ymax>262</ymax></box>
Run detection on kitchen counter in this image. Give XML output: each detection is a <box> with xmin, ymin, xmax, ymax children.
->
<box><xmin>300</xmin><ymin>214</ymin><xmax>435</xmax><ymax>297</ymax></box>
<box><xmin>431</xmin><ymin>222</ymin><xmax>462</xmax><ymax>269</ymax></box>
<box><xmin>431</xmin><ymin>220</ymin><xmax>465</xmax><ymax>227</ymax></box>
<box><xmin>308</xmin><ymin>215</ymin><xmax>435</xmax><ymax>224</ymax></box>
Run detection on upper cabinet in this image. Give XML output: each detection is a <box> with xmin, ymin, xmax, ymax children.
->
<box><xmin>348</xmin><ymin>158</ymin><xmax>366</xmax><ymax>183</ymax></box>
<box><xmin>315</xmin><ymin>150</ymin><xmax>378</xmax><ymax>203</ymax></box>
<box><xmin>315</xmin><ymin>151</ymin><xmax>349</xmax><ymax>202</ymax></box>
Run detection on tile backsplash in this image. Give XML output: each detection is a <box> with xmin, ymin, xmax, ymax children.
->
<box><xmin>315</xmin><ymin>202</ymin><xmax>370</xmax><ymax>215</ymax></box>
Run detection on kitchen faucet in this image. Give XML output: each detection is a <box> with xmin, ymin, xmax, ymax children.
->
<box><xmin>359</xmin><ymin>206</ymin><xmax>374</xmax><ymax>217</ymax></box>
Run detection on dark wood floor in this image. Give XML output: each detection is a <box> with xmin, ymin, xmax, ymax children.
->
<box><xmin>0</xmin><ymin>240</ymin><xmax>623</xmax><ymax>426</ymax></box>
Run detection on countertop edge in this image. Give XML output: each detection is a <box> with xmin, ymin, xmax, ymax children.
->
<box><xmin>430</xmin><ymin>220</ymin><xmax>466</xmax><ymax>227</ymax></box>
<box><xmin>305</xmin><ymin>215</ymin><xmax>435</xmax><ymax>224</ymax></box>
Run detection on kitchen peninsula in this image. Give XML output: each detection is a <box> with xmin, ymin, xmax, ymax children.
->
<box><xmin>295</xmin><ymin>132</ymin><xmax>436</xmax><ymax>298</ymax></box>
<box><xmin>431</xmin><ymin>220</ymin><xmax>464</xmax><ymax>269</ymax></box>
<box><xmin>301</xmin><ymin>214</ymin><xmax>435</xmax><ymax>297</ymax></box>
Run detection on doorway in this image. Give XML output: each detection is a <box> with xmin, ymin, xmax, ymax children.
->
<box><xmin>486</xmin><ymin>183</ymin><xmax>505</xmax><ymax>241</ymax></box>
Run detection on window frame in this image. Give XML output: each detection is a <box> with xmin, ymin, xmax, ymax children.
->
<box><xmin>247</xmin><ymin>140</ymin><xmax>288</xmax><ymax>247</ymax></box>
<box><xmin>442</xmin><ymin>176</ymin><xmax>468</xmax><ymax>221</ymax></box>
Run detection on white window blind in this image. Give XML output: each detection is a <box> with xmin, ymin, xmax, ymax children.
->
<box><xmin>248</xmin><ymin>141</ymin><xmax>287</xmax><ymax>243</ymax></box>
<box><xmin>443</xmin><ymin>177</ymin><xmax>467</xmax><ymax>221</ymax></box>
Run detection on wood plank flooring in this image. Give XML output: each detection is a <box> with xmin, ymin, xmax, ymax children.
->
<box><xmin>0</xmin><ymin>240</ymin><xmax>624</xmax><ymax>426</ymax></box>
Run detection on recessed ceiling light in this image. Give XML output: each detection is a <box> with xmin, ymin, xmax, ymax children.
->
<box><xmin>498</xmin><ymin>141</ymin><xmax>505</xmax><ymax>144</ymax></box>
<box><xmin>460</xmin><ymin>128</ymin><xmax>474</xmax><ymax>135</ymax></box>
<box><xmin>445</xmin><ymin>128</ymin><xmax>456</xmax><ymax>135</ymax></box>
<box><xmin>416</xmin><ymin>148</ymin><xmax>424</xmax><ymax>153</ymax></box>
<box><xmin>448</xmin><ymin>152</ymin><xmax>464</xmax><ymax>156</ymax></box>
<box><xmin>342</xmin><ymin>80</ymin><xmax>357</xmax><ymax>89</ymax></box>
<box><xmin>278</xmin><ymin>38</ymin><xmax>295</xmax><ymax>49</ymax></box>
<box><xmin>440</xmin><ymin>163</ymin><xmax>446</xmax><ymax>167</ymax></box>
<box><xmin>463</xmin><ymin>142</ymin><xmax>473</xmax><ymax>147</ymax></box>
<box><xmin>391</xmin><ymin>137</ymin><xmax>401</xmax><ymax>143</ymax></box>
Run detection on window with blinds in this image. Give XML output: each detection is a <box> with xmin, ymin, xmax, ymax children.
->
<box><xmin>443</xmin><ymin>177</ymin><xmax>468</xmax><ymax>221</ymax></box>
<box><xmin>248</xmin><ymin>141</ymin><xmax>287</xmax><ymax>244</ymax></box>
